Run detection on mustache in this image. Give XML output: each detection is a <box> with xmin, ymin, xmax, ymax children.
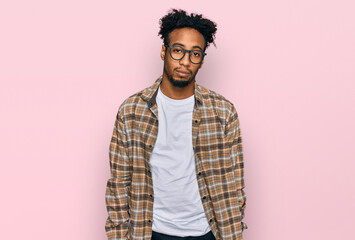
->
<box><xmin>175</xmin><ymin>68</ymin><xmax>192</xmax><ymax>74</ymax></box>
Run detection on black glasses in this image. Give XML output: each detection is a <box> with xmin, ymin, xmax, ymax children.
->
<box><xmin>165</xmin><ymin>44</ymin><xmax>206</xmax><ymax>64</ymax></box>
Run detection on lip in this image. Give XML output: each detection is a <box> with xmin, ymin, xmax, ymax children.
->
<box><xmin>175</xmin><ymin>69</ymin><xmax>191</xmax><ymax>77</ymax></box>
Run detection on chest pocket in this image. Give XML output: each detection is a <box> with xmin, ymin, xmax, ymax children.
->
<box><xmin>199</xmin><ymin>134</ymin><xmax>233</xmax><ymax>174</ymax></box>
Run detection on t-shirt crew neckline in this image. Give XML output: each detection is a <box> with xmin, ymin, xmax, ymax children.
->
<box><xmin>158</xmin><ymin>85</ymin><xmax>194</xmax><ymax>105</ymax></box>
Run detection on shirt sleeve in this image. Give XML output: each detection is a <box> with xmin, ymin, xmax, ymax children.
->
<box><xmin>105</xmin><ymin>109</ymin><xmax>132</xmax><ymax>239</ymax></box>
<box><xmin>226</xmin><ymin>105</ymin><xmax>248</xmax><ymax>231</ymax></box>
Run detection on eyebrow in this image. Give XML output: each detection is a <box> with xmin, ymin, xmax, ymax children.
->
<box><xmin>171</xmin><ymin>42</ymin><xmax>204</xmax><ymax>51</ymax></box>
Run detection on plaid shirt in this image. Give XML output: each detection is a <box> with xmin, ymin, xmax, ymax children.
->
<box><xmin>105</xmin><ymin>75</ymin><xmax>247</xmax><ymax>240</ymax></box>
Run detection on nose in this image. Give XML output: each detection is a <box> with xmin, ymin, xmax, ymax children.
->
<box><xmin>179</xmin><ymin>51</ymin><xmax>191</xmax><ymax>66</ymax></box>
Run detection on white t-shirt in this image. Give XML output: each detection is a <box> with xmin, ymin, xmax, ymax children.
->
<box><xmin>149</xmin><ymin>85</ymin><xmax>211</xmax><ymax>236</ymax></box>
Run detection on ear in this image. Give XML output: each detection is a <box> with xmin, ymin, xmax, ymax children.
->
<box><xmin>198</xmin><ymin>59</ymin><xmax>204</xmax><ymax>69</ymax></box>
<box><xmin>160</xmin><ymin>45</ymin><xmax>166</xmax><ymax>61</ymax></box>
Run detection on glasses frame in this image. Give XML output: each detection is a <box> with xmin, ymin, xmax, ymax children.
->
<box><xmin>165</xmin><ymin>44</ymin><xmax>207</xmax><ymax>64</ymax></box>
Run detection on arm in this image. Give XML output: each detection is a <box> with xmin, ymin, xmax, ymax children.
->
<box><xmin>226</xmin><ymin>105</ymin><xmax>248</xmax><ymax>231</ymax></box>
<box><xmin>105</xmin><ymin>110</ymin><xmax>132</xmax><ymax>239</ymax></box>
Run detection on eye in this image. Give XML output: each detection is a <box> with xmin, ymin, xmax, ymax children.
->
<box><xmin>173</xmin><ymin>48</ymin><xmax>182</xmax><ymax>53</ymax></box>
<box><xmin>193</xmin><ymin>52</ymin><xmax>201</xmax><ymax>57</ymax></box>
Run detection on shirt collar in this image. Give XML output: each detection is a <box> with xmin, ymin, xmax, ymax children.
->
<box><xmin>141</xmin><ymin>75</ymin><xmax>204</xmax><ymax>108</ymax></box>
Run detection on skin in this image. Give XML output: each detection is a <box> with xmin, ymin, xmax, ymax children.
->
<box><xmin>160</xmin><ymin>27</ymin><xmax>205</xmax><ymax>99</ymax></box>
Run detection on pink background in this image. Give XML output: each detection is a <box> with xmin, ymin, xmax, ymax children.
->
<box><xmin>1</xmin><ymin>1</ymin><xmax>354</xmax><ymax>239</ymax></box>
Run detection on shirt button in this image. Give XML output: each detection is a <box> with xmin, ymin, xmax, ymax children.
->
<box><xmin>150</xmin><ymin>194</ymin><xmax>153</xmax><ymax>198</ymax></box>
<box><xmin>198</xmin><ymin>172</ymin><xmax>201</xmax><ymax>176</ymax></box>
<box><xmin>194</xmin><ymin>120</ymin><xmax>198</xmax><ymax>123</ymax></box>
<box><xmin>149</xmin><ymin>145</ymin><xmax>152</xmax><ymax>148</ymax></box>
<box><xmin>209</xmin><ymin>219</ymin><xmax>213</xmax><ymax>223</ymax></box>
<box><xmin>203</xmin><ymin>196</ymin><xmax>206</xmax><ymax>200</ymax></box>
<box><xmin>148</xmin><ymin>219</ymin><xmax>152</xmax><ymax>223</ymax></box>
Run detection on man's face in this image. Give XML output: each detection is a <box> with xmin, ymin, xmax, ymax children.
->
<box><xmin>161</xmin><ymin>27</ymin><xmax>205</xmax><ymax>88</ymax></box>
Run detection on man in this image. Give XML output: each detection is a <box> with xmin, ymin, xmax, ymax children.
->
<box><xmin>105</xmin><ymin>9</ymin><xmax>247</xmax><ymax>240</ymax></box>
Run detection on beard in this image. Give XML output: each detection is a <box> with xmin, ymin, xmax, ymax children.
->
<box><xmin>165</xmin><ymin>68</ymin><xmax>195</xmax><ymax>88</ymax></box>
<box><xmin>168</xmin><ymin>75</ymin><xmax>194</xmax><ymax>88</ymax></box>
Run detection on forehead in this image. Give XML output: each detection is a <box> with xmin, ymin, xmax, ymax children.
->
<box><xmin>168</xmin><ymin>27</ymin><xmax>205</xmax><ymax>49</ymax></box>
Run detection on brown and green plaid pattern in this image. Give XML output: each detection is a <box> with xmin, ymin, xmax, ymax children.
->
<box><xmin>105</xmin><ymin>75</ymin><xmax>247</xmax><ymax>240</ymax></box>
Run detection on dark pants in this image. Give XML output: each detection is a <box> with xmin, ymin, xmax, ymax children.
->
<box><xmin>151</xmin><ymin>230</ymin><xmax>216</xmax><ymax>240</ymax></box>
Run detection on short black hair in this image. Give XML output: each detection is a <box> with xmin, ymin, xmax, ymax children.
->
<box><xmin>158</xmin><ymin>9</ymin><xmax>217</xmax><ymax>51</ymax></box>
